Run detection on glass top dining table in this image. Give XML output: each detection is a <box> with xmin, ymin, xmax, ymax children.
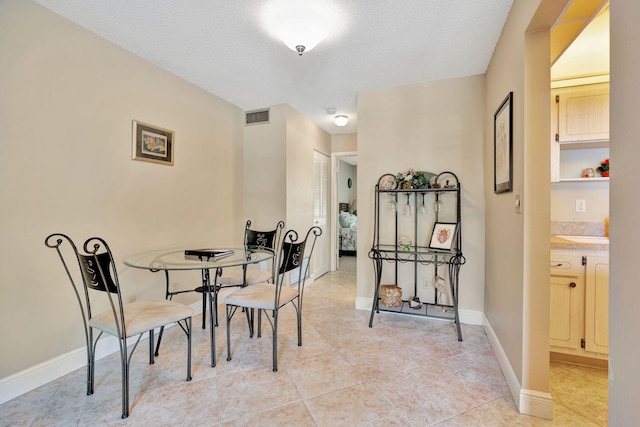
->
<box><xmin>123</xmin><ymin>247</ymin><xmax>275</xmax><ymax>367</ymax></box>
<box><xmin>123</xmin><ymin>247</ymin><xmax>275</xmax><ymax>271</ymax></box>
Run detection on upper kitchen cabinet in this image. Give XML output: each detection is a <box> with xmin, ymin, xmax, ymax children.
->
<box><xmin>555</xmin><ymin>82</ymin><xmax>609</xmax><ymax>143</ymax></box>
<box><xmin>551</xmin><ymin>82</ymin><xmax>610</xmax><ymax>183</ymax></box>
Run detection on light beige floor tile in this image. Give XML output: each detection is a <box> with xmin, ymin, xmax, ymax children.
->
<box><xmin>0</xmin><ymin>259</ymin><xmax>608</xmax><ymax>426</ymax></box>
<box><xmin>222</xmin><ymin>401</ymin><xmax>316</xmax><ymax>427</ymax></box>
<box><xmin>215</xmin><ymin>367</ymin><xmax>302</xmax><ymax>422</ymax></box>
<box><xmin>305</xmin><ymin>383</ymin><xmax>411</xmax><ymax>426</ymax></box>
<box><xmin>286</xmin><ymin>350</ymin><xmax>364</xmax><ymax>399</ymax></box>
<box><xmin>550</xmin><ymin>369</ymin><xmax>608</xmax><ymax>426</ymax></box>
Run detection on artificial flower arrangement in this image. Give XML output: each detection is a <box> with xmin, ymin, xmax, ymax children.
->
<box><xmin>597</xmin><ymin>158</ymin><xmax>610</xmax><ymax>177</ymax></box>
<box><xmin>395</xmin><ymin>168</ymin><xmax>428</xmax><ymax>189</ymax></box>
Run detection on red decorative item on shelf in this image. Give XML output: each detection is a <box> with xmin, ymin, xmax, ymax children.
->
<box><xmin>597</xmin><ymin>158</ymin><xmax>609</xmax><ymax>177</ymax></box>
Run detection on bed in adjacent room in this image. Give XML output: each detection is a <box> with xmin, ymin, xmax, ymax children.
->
<box><xmin>338</xmin><ymin>207</ymin><xmax>357</xmax><ymax>256</ymax></box>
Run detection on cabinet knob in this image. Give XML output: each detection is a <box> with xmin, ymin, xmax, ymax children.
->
<box><xmin>569</xmin><ymin>282</ymin><xmax>577</xmax><ymax>288</ymax></box>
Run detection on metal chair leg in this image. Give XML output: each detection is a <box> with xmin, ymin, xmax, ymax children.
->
<box><xmin>201</xmin><ymin>293</ymin><xmax>207</xmax><ymax>329</ymax></box>
<box><xmin>272</xmin><ymin>310</ymin><xmax>278</xmax><ymax>372</ymax></box>
<box><xmin>149</xmin><ymin>329</ymin><xmax>155</xmax><ymax>364</ymax></box>
<box><xmin>186</xmin><ymin>318</ymin><xmax>192</xmax><ymax>381</ymax></box>
<box><xmin>226</xmin><ymin>305</ymin><xmax>232</xmax><ymax>361</ymax></box>
<box><xmin>120</xmin><ymin>339</ymin><xmax>130</xmax><ymax>419</ymax></box>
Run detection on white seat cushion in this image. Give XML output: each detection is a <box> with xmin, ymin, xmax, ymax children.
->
<box><xmin>225</xmin><ymin>283</ymin><xmax>298</xmax><ymax>310</ymax></box>
<box><xmin>218</xmin><ymin>269</ymin><xmax>272</xmax><ymax>286</ymax></box>
<box><xmin>89</xmin><ymin>299</ymin><xmax>194</xmax><ymax>338</ymax></box>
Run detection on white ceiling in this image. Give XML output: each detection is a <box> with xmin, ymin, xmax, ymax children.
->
<box><xmin>33</xmin><ymin>0</ymin><xmax>514</xmax><ymax>135</ymax></box>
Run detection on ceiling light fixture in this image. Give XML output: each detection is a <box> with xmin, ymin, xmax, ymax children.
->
<box><xmin>334</xmin><ymin>115</ymin><xmax>348</xmax><ymax>127</ymax></box>
<box><xmin>269</xmin><ymin>6</ymin><xmax>330</xmax><ymax>56</ymax></box>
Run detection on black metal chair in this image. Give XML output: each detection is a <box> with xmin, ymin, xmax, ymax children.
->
<box><xmin>225</xmin><ymin>226</ymin><xmax>322</xmax><ymax>371</ymax></box>
<box><xmin>44</xmin><ymin>234</ymin><xmax>193</xmax><ymax>419</ymax></box>
<box><xmin>195</xmin><ymin>220</ymin><xmax>284</xmax><ymax>329</ymax></box>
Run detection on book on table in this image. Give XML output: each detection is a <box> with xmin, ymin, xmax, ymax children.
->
<box><xmin>184</xmin><ymin>249</ymin><xmax>234</xmax><ymax>261</ymax></box>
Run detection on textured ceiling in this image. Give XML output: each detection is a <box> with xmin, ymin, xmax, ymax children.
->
<box><xmin>33</xmin><ymin>0</ymin><xmax>514</xmax><ymax>134</ymax></box>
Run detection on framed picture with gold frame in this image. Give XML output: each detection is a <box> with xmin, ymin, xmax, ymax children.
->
<box><xmin>132</xmin><ymin>120</ymin><xmax>174</xmax><ymax>166</ymax></box>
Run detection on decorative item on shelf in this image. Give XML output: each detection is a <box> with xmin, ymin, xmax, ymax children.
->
<box><xmin>388</xmin><ymin>194</ymin><xmax>397</xmax><ymax>212</ymax></box>
<box><xmin>403</xmin><ymin>194</ymin><xmax>412</xmax><ymax>217</ymax></box>
<box><xmin>419</xmin><ymin>193</ymin><xmax>427</xmax><ymax>214</ymax></box>
<box><xmin>398</xmin><ymin>236</ymin><xmax>412</xmax><ymax>251</ymax></box>
<box><xmin>380</xmin><ymin>284</ymin><xmax>402</xmax><ymax>307</ymax></box>
<box><xmin>583</xmin><ymin>168</ymin><xmax>596</xmax><ymax>178</ymax></box>
<box><xmin>597</xmin><ymin>158</ymin><xmax>609</xmax><ymax>177</ymax></box>
<box><xmin>395</xmin><ymin>168</ymin><xmax>429</xmax><ymax>189</ymax></box>
<box><xmin>410</xmin><ymin>296</ymin><xmax>423</xmax><ymax>309</ymax></box>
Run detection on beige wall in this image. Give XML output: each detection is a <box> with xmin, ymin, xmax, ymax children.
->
<box><xmin>609</xmin><ymin>1</ymin><xmax>640</xmax><ymax>422</ymax></box>
<box><xmin>484</xmin><ymin>0</ymin><xmax>533</xmax><ymax>390</ymax></box>
<box><xmin>0</xmin><ymin>1</ymin><xmax>245</xmax><ymax>378</ymax></box>
<box><xmin>484</xmin><ymin>0</ymin><xmax>569</xmax><ymax>416</ymax></box>
<box><xmin>243</xmin><ymin>105</ymin><xmax>287</xmax><ymax>228</ymax></box>
<box><xmin>285</xmin><ymin>105</ymin><xmax>332</xmax><ymax>235</ymax></box>
<box><xmin>244</xmin><ymin>104</ymin><xmax>331</xmax><ymax>274</ymax></box>
<box><xmin>357</xmin><ymin>75</ymin><xmax>486</xmax><ymax>316</ymax></box>
<box><xmin>551</xmin><ymin>182</ymin><xmax>609</xmax><ymax>222</ymax></box>
<box><xmin>331</xmin><ymin>133</ymin><xmax>357</xmax><ymax>153</ymax></box>
<box><xmin>337</xmin><ymin>161</ymin><xmax>357</xmax><ymax>209</ymax></box>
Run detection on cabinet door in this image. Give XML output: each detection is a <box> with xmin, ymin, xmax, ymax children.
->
<box><xmin>549</xmin><ymin>256</ymin><xmax>584</xmax><ymax>350</ymax></box>
<box><xmin>584</xmin><ymin>256</ymin><xmax>609</xmax><ymax>354</ymax></box>
<box><xmin>556</xmin><ymin>83</ymin><xmax>609</xmax><ymax>143</ymax></box>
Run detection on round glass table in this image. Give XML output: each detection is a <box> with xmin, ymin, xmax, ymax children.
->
<box><xmin>124</xmin><ymin>247</ymin><xmax>275</xmax><ymax>367</ymax></box>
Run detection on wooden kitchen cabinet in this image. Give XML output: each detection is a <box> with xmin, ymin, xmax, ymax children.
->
<box><xmin>550</xmin><ymin>82</ymin><xmax>610</xmax><ymax>182</ymax></box>
<box><xmin>549</xmin><ymin>254</ymin><xmax>584</xmax><ymax>350</ymax></box>
<box><xmin>555</xmin><ymin>82</ymin><xmax>609</xmax><ymax>143</ymax></box>
<box><xmin>584</xmin><ymin>256</ymin><xmax>609</xmax><ymax>354</ymax></box>
<box><xmin>549</xmin><ymin>249</ymin><xmax>609</xmax><ymax>359</ymax></box>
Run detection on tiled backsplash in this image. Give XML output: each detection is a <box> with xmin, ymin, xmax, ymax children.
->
<box><xmin>551</xmin><ymin>221</ymin><xmax>605</xmax><ymax>237</ymax></box>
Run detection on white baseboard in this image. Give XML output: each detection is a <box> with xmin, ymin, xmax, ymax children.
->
<box><xmin>0</xmin><ymin>301</ymin><xmax>202</xmax><ymax>405</ymax></box>
<box><xmin>483</xmin><ymin>314</ymin><xmax>553</xmax><ymax>420</ymax></box>
<box><xmin>356</xmin><ymin>297</ymin><xmax>483</xmax><ymax>326</ymax></box>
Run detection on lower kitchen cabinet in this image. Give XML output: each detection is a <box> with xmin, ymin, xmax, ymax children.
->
<box><xmin>549</xmin><ymin>249</ymin><xmax>609</xmax><ymax>359</ymax></box>
<box><xmin>584</xmin><ymin>256</ymin><xmax>609</xmax><ymax>354</ymax></box>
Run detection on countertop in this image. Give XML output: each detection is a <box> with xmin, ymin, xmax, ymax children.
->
<box><xmin>551</xmin><ymin>235</ymin><xmax>609</xmax><ymax>251</ymax></box>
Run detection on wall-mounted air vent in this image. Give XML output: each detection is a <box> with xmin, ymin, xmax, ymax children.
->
<box><xmin>245</xmin><ymin>109</ymin><xmax>270</xmax><ymax>125</ymax></box>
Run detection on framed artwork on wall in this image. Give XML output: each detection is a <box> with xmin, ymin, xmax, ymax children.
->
<box><xmin>494</xmin><ymin>91</ymin><xmax>513</xmax><ymax>193</ymax></box>
<box><xmin>132</xmin><ymin>120</ymin><xmax>174</xmax><ymax>166</ymax></box>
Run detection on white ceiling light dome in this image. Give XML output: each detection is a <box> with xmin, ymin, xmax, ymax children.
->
<box><xmin>334</xmin><ymin>115</ymin><xmax>348</xmax><ymax>127</ymax></box>
<box><xmin>263</xmin><ymin>1</ymin><xmax>343</xmax><ymax>56</ymax></box>
<box><xmin>274</xmin><ymin>7</ymin><xmax>328</xmax><ymax>55</ymax></box>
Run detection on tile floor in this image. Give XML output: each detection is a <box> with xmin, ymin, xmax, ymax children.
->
<box><xmin>0</xmin><ymin>256</ymin><xmax>608</xmax><ymax>426</ymax></box>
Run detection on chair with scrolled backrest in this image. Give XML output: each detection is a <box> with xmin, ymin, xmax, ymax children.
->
<box><xmin>44</xmin><ymin>234</ymin><xmax>193</xmax><ymax>419</ymax></box>
<box><xmin>194</xmin><ymin>220</ymin><xmax>284</xmax><ymax>329</ymax></box>
<box><xmin>224</xmin><ymin>226</ymin><xmax>322</xmax><ymax>371</ymax></box>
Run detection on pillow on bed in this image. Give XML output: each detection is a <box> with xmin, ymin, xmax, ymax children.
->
<box><xmin>339</xmin><ymin>211</ymin><xmax>355</xmax><ymax>228</ymax></box>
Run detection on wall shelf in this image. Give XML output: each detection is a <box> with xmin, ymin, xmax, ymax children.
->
<box><xmin>555</xmin><ymin>177</ymin><xmax>609</xmax><ymax>183</ymax></box>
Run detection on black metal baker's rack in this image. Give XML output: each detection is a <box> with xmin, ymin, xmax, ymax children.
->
<box><xmin>368</xmin><ymin>171</ymin><xmax>466</xmax><ymax>341</ymax></box>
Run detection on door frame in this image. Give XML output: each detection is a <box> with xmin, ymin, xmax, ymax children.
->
<box><xmin>330</xmin><ymin>150</ymin><xmax>357</xmax><ymax>271</ymax></box>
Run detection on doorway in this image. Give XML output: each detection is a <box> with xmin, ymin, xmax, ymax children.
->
<box><xmin>313</xmin><ymin>150</ymin><xmax>329</xmax><ymax>278</ymax></box>
<box><xmin>547</xmin><ymin>2</ymin><xmax>609</xmax><ymax>423</ymax></box>
<box><xmin>330</xmin><ymin>151</ymin><xmax>357</xmax><ymax>271</ymax></box>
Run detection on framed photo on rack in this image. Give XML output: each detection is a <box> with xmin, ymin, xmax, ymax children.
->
<box><xmin>428</xmin><ymin>222</ymin><xmax>459</xmax><ymax>251</ymax></box>
<box><xmin>494</xmin><ymin>92</ymin><xmax>513</xmax><ymax>193</ymax></box>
